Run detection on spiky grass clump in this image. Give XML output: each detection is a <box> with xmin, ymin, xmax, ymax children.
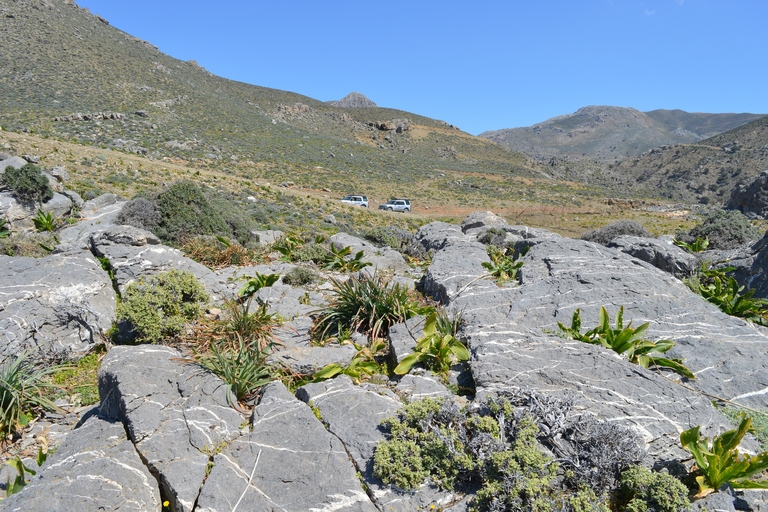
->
<box><xmin>312</xmin><ymin>275</ymin><xmax>429</xmax><ymax>342</ymax></box>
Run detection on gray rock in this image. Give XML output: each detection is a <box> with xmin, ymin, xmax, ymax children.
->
<box><xmin>0</xmin><ymin>252</ymin><xmax>115</xmax><ymax>358</ymax></box>
<box><xmin>460</xmin><ymin>210</ymin><xmax>508</xmax><ymax>233</ymax></box>
<box><xmin>423</xmin><ymin>234</ymin><xmax>767</xmax><ymax>460</ymax></box>
<box><xmin>89</xmin><ymin>225</ymin><xmax>229</xmax><ymax>301</ymax></box>
<box><xmin>99</xmin><ymin>345</ymin><xmax>246</xmax><ymax>512</ymax></box>
<box><xmin>196</xmin><ymin>380</ymin><xmax>376</xmax><ymax>512</ymax></box>
<box><xmin>727</xmin><ymin>169</ymin><xmax>768</xmax><ymax>219</ymax></box>
<box><xmin>387</xmin><ymin>314</ymin><xmax>426</xmax><ymax>368</ymax></box>
<box><xmin>0</xmin><ymin>191</ymin><xmax>72</xmax><ymax>232</ymax></box>
<box><xmin>411</xmin><ymin>221</ymin><xmax>470</xmax><ymax>255</ymax></box>
<box><xmin>0</xmin><ymin>414</ymin><xmax>161</xmax><ymax>512</ymax></box>
<box><xmin>81</xmin><ymin>193</ymin><xmax>124</xmax><ymax>214</ymax></box>
<box><xmin>49</xmin><ymin>165</ymin><xmax>70</xmax><ymax>183</ymax></box>
<box><xmin>395</xmin><ymin>371</ymin><xmax>453</xmax><ymax>402</ymax></box>
<box><xmin>296</xmin><ymin>375</ymin><xmax>462</xmax><ymax>512</ymax></box>
<box><xmin>324</xmin><ymin>214</ymin><xmax>337</xmax><ymax>224</ymax></box>
<box><xmin>330</xmin><ymin>232</ymin><xmax>410</xmax><ymax>274</ymax></box>
<box><xmin>269</xmin><ymin>317</ymin><xmax>357</xmax><ymax>375</ymax></box>
<box><xmin>252</xmin><ymin>229</ymin><xmax>283</xmax><ymax>245</ymax></box>
<box><xmin>0</xmin><ymin>156</ymin><xmax>27</xmax><ymax>172</ymax></box>
<box><xmin>607</xmin><ymin>235</ymin><xmax>698</xmax><ymax>277</ymax></box>
<box><xmin>55</xmin><ymin>201</ymin><xmax>124</xmax><ymax>252</ymax></box>
<box><xmin>60</xmin><ymin>189</ymin><xmax>84</xmax><ymax>209</ymax></box>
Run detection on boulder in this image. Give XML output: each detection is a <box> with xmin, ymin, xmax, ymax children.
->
<box><xmin>269</xmin><ymin>317</ymin><xmax>357</xmax><ymax>376</ymax></box>
<box><xmin>0</xmin><ymin>156</ymin><xmax>28</xmax><ymax>173</ymax></box>
<box><xmin>89</xmin><ymin>225</ymin><xmax>229</xmax><ymax>301</ymax></box>
<box><xmin>55</xmin><ymin>200</ymin><xmax>124</xmax><ymax>252</ymax></box>
<box><xmin>423</xmin><ymin>228</ymin><xmax>767</xmax><ymax>460</ymax></box>
<box><xmin>727</xmin><ymin>169</ymin><xmax>768</xmax><ymax>219</ymax></box>
<box><xmin>0</xmin><ymin>413</ymin><xmax>162</xmax><ymax>512</ymax></box>
<box><xmin>196</xmin><ymin>380</ymin><xmax>377</xmax><ymax>511</ymax></box>
<box><xmin>329</xmin><ymin>232</ymin><xmax>410</xmax><ymax>274</ymax></box>
<box><xmin>460</xmin><ymin>210</ymin><xmax>508</xmax><ymax>233</ymax></box>
<box><xmin>387</xmin><ymin>314</ymin><xmax>426</xmax><ymax>368</ymax></box>
<box><xmin>410</xmin><ymin>221</ymin><xmax>469</xmax><ymax>256</ymax></box>
<box><xmin>99</xmin><ymin>345</ymin><xmax>246</xmax><ymax>512</ymax></box>
<box><xmin>607</xmin><ymin>235</ymin><xmax>698</xmax><ymax>278</ymax></box>
<box><xmin>0</xmin><ymin>191</ymin><xmax>72</xmax><ymax>232</ymax></box>
<box><xmin>0</xmin><ymin>251</ymin><xmax>115</xmax><ymax>359</ymax></box>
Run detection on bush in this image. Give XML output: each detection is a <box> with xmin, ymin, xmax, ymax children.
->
<box><xmin>180</xmin><ymin>235</ymin><xmax>258</xmax><ymax>268</ymax></box>
<box><xmin>116</xmin><ymin>270</ymin><xmax>209</xmax><ymax>343</ymax></box>
<box><xmin>581</xmin><ymin>220</ymin><xmax>652</xmax><ymax>246</ymax></box>
<box><xmin>363</xmin><ymin>226</ymin><xmax>413</xmax><ymax>250</ymax></box>
<box><xmin>2</xmin><ymin>164</ymin><xmax>54</xmax><ymax>203</ymax></box>
<box><xmin>291</xmin><ymin>242</ymin><xmax>328</xmax><ymax>263</ymax></box>
<box><xmin>282</xmin><ymin>266</ymin><xmax>320</xmax><ymax>286</ymax></box>
<box><xmin>616</xmin><ymin>466</ymin><xmax>690</xmax><ymax>512</ymax></box>
<box><xmin>152</xmin><ymin>181</ymin><xmax>258</xmax><ymax>247</ymax></box>
<box><xmin>679</xmin><ymin>210</ymin><xmax>761</xmax><ymax>250</ymax></box>
<box><xmin>116</xmin><ymin>197</ymin><xmax>161</xmax><ymax>231</ymax></box>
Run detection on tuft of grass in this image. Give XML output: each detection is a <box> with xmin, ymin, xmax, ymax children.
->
<box><xmin>47</xmin><ymin>349</ymin><xmax>105</xmax><ymax>406</ymax></box>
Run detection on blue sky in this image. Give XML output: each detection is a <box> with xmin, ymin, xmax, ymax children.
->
<box><xmin>75</xmin><ymin>0</ymin><xmax>767</xmax><ymax>135</ymax></box>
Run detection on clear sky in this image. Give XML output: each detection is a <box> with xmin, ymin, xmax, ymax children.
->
<box><xmin>75</xmin><ymin>0</ymin><xmax>767</xmax><ymax>136</ymax></box>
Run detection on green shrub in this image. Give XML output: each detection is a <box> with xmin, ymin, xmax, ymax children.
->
<box><xmin>116</xmin><ymin>270</ymin><xmax>209</xmax><ymax>343</ymax></box>
<box><xmin>616</xmin><ymin>466</ymin><xmax>691</xmax><ymax>512</ymax></box>
<box><xmin>696</xmin><ymin>265</ymin><xmax>768</xmax><ymax>325</ymax></box>
<box><xmin>282</xmin><ymin>267</ymin><xmax>320</xmax><ymax>286</ymax></box>
<box><xmin>115</xmin><ymin>197</ymin><xmax>161</xmax><ymax>231</ymax></box>
<box><xmin>181</xmin><ymin>235</ymin><xmax>258</xmax><ymax>268</ymax></box>
<box><xmin>1</xmin><ymin>164</ymin><xmax>54</xmax><ymax>203</ymax></box>
<box><xmin>291</xmin><ymin>242</ymin><xmax>328</xmax><ymax>263</ymax></box>
<box><xmin>153</xmin><ymin>181</ymin><xmax>257</xmax><ymax>247</ymax></box>
<box><xmin>680</xmin><ymin>210</ymin><xmax>761</xmax><ymax>250</ymax></box>
<box><xmin>581</xmin><ymin>220</ymin><xmax>651</xmax><ymax>246</ymax></box>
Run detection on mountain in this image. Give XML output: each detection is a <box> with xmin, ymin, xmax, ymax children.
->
<box><xmin>604</xmin><ymin>115</ymin><xmax>768</xmax><ymax>203</ymax></box>
<box><xmin>327</xmin><ymin>92</ymin><xmax>377</xmax><ymax>108</ymax></box>
<box><xmin>480</xmin><ymin>106</ymin><xmax>764</xmax><ymax>163</ymax></box>
<box><xmin>0</xmin><ymin>0</ymin><xmax>539</xmax><ymax>205</ymax></box>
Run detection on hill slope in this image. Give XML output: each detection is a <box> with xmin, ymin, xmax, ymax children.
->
<box><xmin>604</xmin><ymin>115</ymin><xmax>768</xmax><ymax>203</ymax></box>
<box><xmin>0</xmin><ymin>0</ymin><xmax>539</xmax><ymax>201</ymax></box>
<box><xmin>480</xmin><ymin>106</ymin><xmax>763</xmax><ymax>163</ymax></box>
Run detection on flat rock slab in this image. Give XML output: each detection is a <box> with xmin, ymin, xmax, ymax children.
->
<box><xmin>0</xmin><ymin>251</ymin><xmax>115</xmax><ymax>358</ymax></box>
<box><xmin>99</xmin><ymin>346</ymin><xmax>246</xmax><ymax>512</ymax></box>
<box><xmin>0</xmin><ymin>414</ymin><xmax>161</xmax><ymax>512</ymax></box>
<box><xmin>196</xmin><ymin>381</ymin><xmax>376</xmax><ymax>512</ymax></box>
<box><xmin>269</xmin><ymin>317</ymin><xmax>357</xmax><ymax>376</ymax></box>
<box><xmin>297</xmin><ymin>375</ymin><xmax>466</xmax><ymax>512</ymax></box>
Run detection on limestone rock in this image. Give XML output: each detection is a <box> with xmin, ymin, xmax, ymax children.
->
<box><xmin>197</xmin><ymin>380</ymin><xmax>376</xmax><ymax>512</ymax></box>
<box><xmin>0</xmin><ymin>251</ymin><xmax>115</xmax><ymax>358</ymax></box>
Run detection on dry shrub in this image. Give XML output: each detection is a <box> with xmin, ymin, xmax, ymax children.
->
<box><xmin>180</xmin><ymin>235</ymin><xmax>262</xmax><ymax>269</ymax></box>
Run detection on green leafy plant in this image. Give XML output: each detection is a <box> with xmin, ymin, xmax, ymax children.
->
<box><xmin>312</xmin><ymin>339</ymin><xmax>387</xmax><ymax>384</ymax></box>
<box><xmin>673</xmin><ymin>236</ymin><xmax>709</xmax><ymax>253</ymax></box>
<box><xmin>194</xmin><ymin>335</ymin><xmax>278</xmax><ymax>407</ymax></box>
<box><xmin>681</xmin><ymin>416</ymin><xmax>768</xmax><ymax>496</ymax></box>
<box><xmin>394</xmin><ymin>312</ymin><xmax>470</xmax><ymax>375</ymax></box>
<box><xmin>0</xmin><ymin>350</ymin><xmax>63</xmax><ymax>439</ymax></box>
<box><xmin>481</xmin><ymin>245</ymin><xmax>526</xmax><ymax>284</ymax></box>
<box><xmin>272</xmin><ymin>234</ymin><xmax>303</xmax><ymax>261</ymax></box>
<box><xmin>557</xmin><ymin>306</ymin><xmax>695</xmax><ymax>379</ymax></box>
<box><xmin>3</xmin><ymin>447</ymin><xmax>48</xmax><ymax>497</ymax></box>
<box><xmin>697</xmin><ymin>266</ymin><xmax>768</xmax><ymax>326</ymax></box>
<box><xmin>321</xmin><ymin>245</ymin><xmax>372</xmax><ymax>272</ymax></box>
<box><xmin>237</xmin><ymin>271</ymin><xmax>280</xmax><ymax>300</ymax></box>
<box><xmin>0</xmin><ymin>217</ymin><xmax>10</xmax><ymax>238</ymax></box>
<box><xmin>1</xmin><ymin>163</ymin><xmax>54</xmax><ymax>204</ymax></box>
<box><xmin>32</xmin><ymin>209</ymin><xmax>60</xmax><ymax>235</ymax></box>
<box><xmin>312</xmin><ymin>275</ymin><xmax>430</xmax><ymax>342</ymax></box>
<box><xmin>116</xmin><ymin>270</ymin><xmax>209</xmax><ymax>343</ymax></box>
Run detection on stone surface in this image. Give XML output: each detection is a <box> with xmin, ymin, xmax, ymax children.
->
<box><xmin>99</xmin><ymin>346</ymin><xmax>246</xmax><ymax>512</ymax></box>
<box><xmin>387</xmin><ymin>314</ymin><xmax>426</xmax><ymax>368</ymax></box>
<box><xmin>296</xmin><ymin>375</ymin><xmax>465</xmax><ymax>512</ymax></box>
<box><xmin>196</xmin><ymin>380</ymin><xmax>376</xmax><ymax>512</ymax></box>
<box><xmin>0</xmin><ymin>414</ymin><xmax>161</xmax><ymax>512</ymax></box>
<box><xmin>460</xmin><ymin>210</ymin><xmax>508</xmax><ymax>233</ymax></box>
<box><xmin>0</xmin><ymin>251</ymin><xmax>115</xmax><ymax>358</ymax></box>
<box><xmin>0</xmin><ymin>191</ymin><xmax>72</xmax><ymax>232</ymax></box>
<box><xmin>330</xmin><ymin>232</ymin><xmax>410</xmax><ymax>274</ymax></box>
<box><xmin>89</xmin><ymin>225</ymin><xmax>229</xmax><ymax>301</ymax></box>
<box><xmin>607</xmin><ymin>234</ymin><xmax>698</xmax><ymax>278</ymax></box>
<box><xmin>727</xmin><ymin>169</ymin><xmax>768</xmax><ymax>219</ymax></box>
<box><xmin>269</xmin><ymin>317</ymin><xmax>357</xmax><ymax>375</ymax></box>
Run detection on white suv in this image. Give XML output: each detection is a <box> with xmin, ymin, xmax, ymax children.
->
<box><xmin>379</xmin><ymin>199</ymin><xmax>411</xmax><ymax>212</ymax></box>
<box><xmin>341</xmin><ymin>195</ymin><xmax>368</xmax><ymax>207</ymax></box>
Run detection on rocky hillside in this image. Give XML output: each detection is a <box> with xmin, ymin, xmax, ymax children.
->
<box><xmin>0</xmin><ymin>0</ymin><xmax>539</xmax><ymax>200</ymax></box>
<box><xmin>605</xmin><ymin>115</ymin><xmax>768</xmax><ymax>203</ymax></box>
<box><xmin>480</xmin><ymin>105</ymin><xmax>764</xmax><ymax>163</ymax></box>
<box><xmin>327</xmin><ymin>92</ymin><xmax>377</xmax><ymax>108</ymax></box>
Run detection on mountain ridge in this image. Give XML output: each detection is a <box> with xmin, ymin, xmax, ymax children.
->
<box><xmin>480</xmin><ymin>105</ymin><xmax>764</xmax><ymax>163</ymax></box>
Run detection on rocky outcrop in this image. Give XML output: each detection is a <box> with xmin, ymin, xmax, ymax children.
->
<box><xmin>0</xmin><ymin>252</ymin><xmax>116</xmax><ymax>358</ymax></box>
<box><xmin>727</xmin><ymin>169</ymin><xmax>768</xmax><ymax>219</ymax></box>
<box><xmin>327</xmin><ymin>92</ymin><xmax>377</xmax><ymax>108</ymax></box>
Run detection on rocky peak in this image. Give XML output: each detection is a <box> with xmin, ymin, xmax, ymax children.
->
<box><xmin>327</xmin><ymin>91</ymin><xmax>377</xmax><ymax>108</ymax></box>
